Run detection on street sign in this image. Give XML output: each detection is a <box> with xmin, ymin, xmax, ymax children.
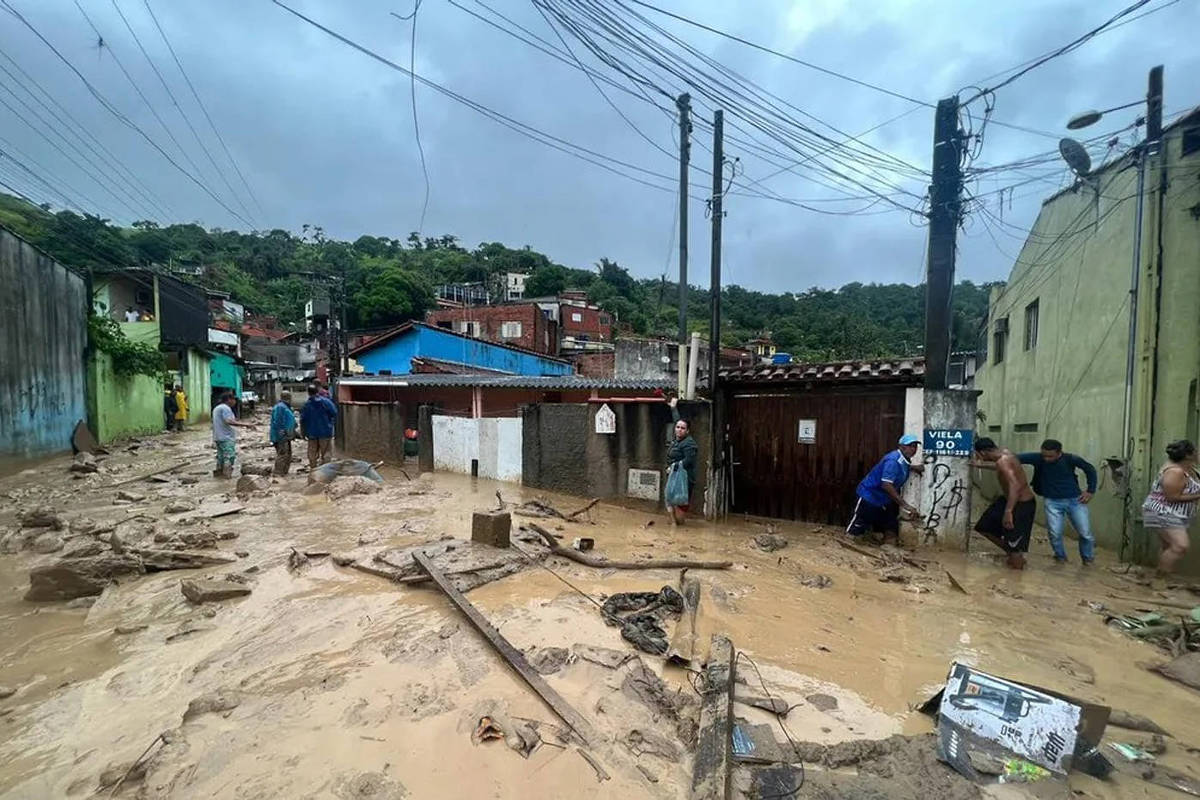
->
<box><xmin>924</xmin><ymin>428</ymin><xmax>973</xmax><ymax>457</ymax></box>
<box><xmin>797</xmin><ymin>419</ymin><xmax>816</xmax><ymax>444</ymax></box>
<box><xmin>594</xmin><ymin>403</ymin><xmax>615</xmax><ymax>434</ymax></box>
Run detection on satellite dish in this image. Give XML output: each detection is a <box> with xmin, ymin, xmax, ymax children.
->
<box><xmin>1059</xmin><ymin>138</ymin><xmax>1092</xmax><ymax>177</ymax></box>
<box><xmin>1067</xmin><ymin>110</ymin><xmax>1102</xmax><ymax>130</ymax></box>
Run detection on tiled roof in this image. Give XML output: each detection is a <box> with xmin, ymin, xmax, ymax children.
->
<box><xmin>340</xmin><ymin>374</ymin><xmax>673</xmax><ymax>391</ymax></box>
<box><xmin>717</xmin><ymin>357</ymin><xmax>925</xmax><ymax>384</ymax></box>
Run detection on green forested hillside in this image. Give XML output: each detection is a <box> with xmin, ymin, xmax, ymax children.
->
<box><xmin>0</xmin><ymin>194</ymin><xmax>993</xmax><ymax>361</ymax></box>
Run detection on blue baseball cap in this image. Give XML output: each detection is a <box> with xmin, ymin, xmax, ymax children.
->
<box><xmin>898</xmin><ymin>434</ymin><xmax>920</xmax><ymax>446</ymax></box>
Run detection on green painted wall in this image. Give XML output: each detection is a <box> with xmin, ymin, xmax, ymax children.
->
<box><xmin>976</xmin><ymin>118</ymin><xmax>1200</xmax><ymax>573</ymax></box>
<box><xmin>209</xmin><ymin>352</ymin><xmax>243</xmax><ymax>397</ymax></box>
<box><xmin>86</xmin><ymin>352</ymin><xmax>164</xmax><ymax>443</ymax></box>
<box><xmin>183</xmin><ymin>348</ymin><xmax>211</xmax><ymax>423</ymax></box>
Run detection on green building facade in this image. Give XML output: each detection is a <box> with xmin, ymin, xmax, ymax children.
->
<box><xmin>975</xmin><ymin>110</ymin><xmax>1200</xmax><ymax>572</ymax></box>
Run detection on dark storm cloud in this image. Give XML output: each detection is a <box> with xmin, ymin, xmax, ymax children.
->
<box><xmin>1</xmin><ymin>0</ymin><xmax>1197</xmax><ymax>291</ymax></box>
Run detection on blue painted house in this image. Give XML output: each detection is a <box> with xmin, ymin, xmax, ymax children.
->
<box><xmin>349</xmin><ymin>321</ymin><xmax>573</xmax><ymax>376</ymax></box>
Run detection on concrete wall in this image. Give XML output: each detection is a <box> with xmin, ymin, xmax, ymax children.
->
<box><xmin>615</xmin><ymin>339</ymin><xmax>671</xmax><ymax>380</ymax></box>
<box><xmin>975</xmin><ymin>115</ymin><xmax>1200</xmax><ymax>571</ymax></box>
<box><xmin>522</xmin><ymin>401</ymin><xmax>710</xmax><ymax>504</ymax></box>
<box><xmin>86</xmin><ymin>351</ymin><xmax>164</xmax><ymax>443</ymax></box>
<box><xmin>338</xmin><ymin>402</ymin><xmax>407</xmax><ymax>463</ymax></box>
<box><xmin>431</xmin><ymin>415</ymin><xmax>523</xmax><ymax>481</ymax></box>
<box><xmin>0</xmin><ymin>228</ymin><xmax>87</xmax><ymax>461</ymax></box>
<box><xmin>916</xmin><ymin>389</ymin><xmax>977</xmax><ymax>546</ymax></box>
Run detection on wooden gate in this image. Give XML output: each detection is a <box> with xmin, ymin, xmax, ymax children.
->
<box><xmin>727</xmin><ymin>386</ymin><xmax>907</xmax><ymax>524</ymax></box>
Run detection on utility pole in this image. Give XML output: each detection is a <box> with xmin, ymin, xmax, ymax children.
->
<box><xmin>708</xmin><ymin>110</ymin><xmax>724</xmax><ymax>397</ymax></box>
<box><xmin>707</xmin><ymin>110</ymin><xmax>725</xmax><ymax>519</ymax></box>
<box><xmin>924</xmin><ymin>96</ymin><xmax>963</xmax><ymax>389</ymax></box>
<box><xmin>676</xmin><ymin>93</ymin><xmax>690</xmax><ymax>345</ymax></box>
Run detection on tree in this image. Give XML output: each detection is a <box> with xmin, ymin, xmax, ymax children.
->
<box><xmin>524</xmin><ymin>264</ymin><xmax>567</xmax><ymax>297</ymax></box>
<box><xmin>350</xmin><ymin>263</ymin><xmax>433</xmax><ymax>328</ymax></box>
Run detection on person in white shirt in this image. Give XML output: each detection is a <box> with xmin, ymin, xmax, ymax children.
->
<box><xmin>124</xmin><ymin>306</ymin><xmax>139</xmax><ymax>322</ymax></box>
<box><xmin>211</xmin><ymin>393</ymin><xmax>253</xmax><ymax>478</ymax></box>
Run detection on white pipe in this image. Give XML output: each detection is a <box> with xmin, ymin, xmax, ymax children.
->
<box><xmin>686</xmin><ymin>331</ymin><xmax>701</xmax><ymax>400</ymax></box>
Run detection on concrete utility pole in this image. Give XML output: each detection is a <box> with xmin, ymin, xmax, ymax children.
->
<box><xmin>708</xmin><ymin>110</ymin><xmax>724</xmax><ymax>396</ymax></box>
<box><xmin>707</xmin><ymin>110</ymin><xmax>724</xmax><ymax>520</ymax></box>
<box><xmin>923</xmin><ymin>96</ymin><xmax>963</xmax><ymax>389</ymax></box>
<box><xmin>676</xmin><ymin>93</ymin><xmax>690</xmax><ymax>345</ymax></box>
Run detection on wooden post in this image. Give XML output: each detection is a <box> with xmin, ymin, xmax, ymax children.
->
<box><xmin>692</xmin><ymin>634</ymin><xmax>734</xmax><ymax>800</ymax></box>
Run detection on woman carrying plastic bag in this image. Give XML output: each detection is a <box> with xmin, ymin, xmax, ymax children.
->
<box><xmin>665</xmin><ymin>396</ymin><xmax>697</xmax><ymax>525</ymax></box>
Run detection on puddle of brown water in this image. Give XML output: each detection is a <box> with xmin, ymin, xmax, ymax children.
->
<box><xmin>0</xmin><ymin>430</ymin><xmax>1196</xmax><ymax>798</ymax></box>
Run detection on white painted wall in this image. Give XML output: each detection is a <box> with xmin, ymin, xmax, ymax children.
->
<box><xmin>903</xmin><ymin>387</ymin><xmax>925</xmax><ymax>512</ymax></box>
<box><xmin>432</xmin><ymin>415</ymin><xmax>523</xmax><ymax>482</ymax></box>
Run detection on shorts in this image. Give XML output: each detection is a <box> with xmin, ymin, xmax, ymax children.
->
<box><xmin>215</xmin><ymin>439</ymin><xmax>237</xmax><ymax>467</ymax></box>
<box><xmin>846</xmin><ymin>497</ymin><xmax>900</xmax><ymax>536</ymax></box>
<box><xmin>975</xmin><ymin>496</ymin><xmax>1035</xmax><ymax>553</ymax></box>
<box><xmin>1143</xmin><ymin>510</ymin><xmax>1190</xmax><ymax>529</ymax></box>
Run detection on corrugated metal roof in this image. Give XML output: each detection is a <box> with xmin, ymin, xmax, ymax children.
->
<box><xmin>717</xmin><ymin>357</ymin><xmax>925</xmax><ymax>384</ymax></box>
<box><xmin>347</xmin><ymin>320</ymin><xmax>570</xmax><ymax>365</ymax></box>
<box><xmin>339</xmin><ymin>373</ymin><xmax>673</xmax><ymax>391</ymax></box>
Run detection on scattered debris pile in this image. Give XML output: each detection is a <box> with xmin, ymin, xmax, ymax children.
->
<box><xmin>600</xmin><ymin>586</ymin><xmax>685</xmax><ymax>656</ymax></box>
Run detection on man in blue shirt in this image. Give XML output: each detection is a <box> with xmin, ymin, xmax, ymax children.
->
<box><xmin>1020</xmin><ymin>439</ymin><xmax>1098</xmax><ymax>564</ymax></box>
<box><xmin>300</xmin><ymin>384</ymin><xmax>338</xmax><ymax>469</ymax></box>
<box><xmin>847</xmin><ymin>434</ymin><xmax>924</xmax><ymax>542</ymax></box>
<box><xmin>270</xmin><ymin>391</ymin><xmax>297</xmax><ymax>476</ymax></box>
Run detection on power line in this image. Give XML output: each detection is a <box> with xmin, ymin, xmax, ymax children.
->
<box><xmin>0</xmin><ymin>46</ymin><xmax>177</xmax><ymax>220</ymax></box>
<box><xmin>964</xmin><ymin>0</ymin><xmax>1156</xmax><ymax>104</ymax></box>
<box><xmin>110</xmin><ymin>0</ymin><xmax>257</xmax><ymax>225</ymax></box>
<box><xmin>142</xmin><ymin>0</ymin><xmax>266</xmax><ymax>223</ymax></box>
<box><xmin>72</xmin><ymin>0</ymin><xmax>211</xmax><ymax>198</ymax></box>
<box><xmin>395</xmin><ymin>0</ymin><xmax>430</xmax><ymax>233</ymax></box>
<box><xmin>269</xmin><ymin>1</ymin><xmax>696</xmax><ymax>196</ymax></box>
<box><xmin>0</xmin><ymin>0</ymin><xmax>253</xmax><ymax>226</ymax></box>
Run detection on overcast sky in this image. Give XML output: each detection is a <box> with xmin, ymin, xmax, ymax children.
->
<box><xmin>1</xmin><ymin>0</ymin><xmax>1197</xmax><ymax>292</ymax></box>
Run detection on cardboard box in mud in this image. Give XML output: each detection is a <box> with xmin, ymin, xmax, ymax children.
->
<box><xmin>930</xmin><ymin>662</ymin><xmax>1111</xmax><ymax>778</ymax></box>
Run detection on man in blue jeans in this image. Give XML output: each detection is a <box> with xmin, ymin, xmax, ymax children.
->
<box><xmin>1020</xmin><ymin>439</ymin><xmax>1098</xmax><ymax>564</ymax></box>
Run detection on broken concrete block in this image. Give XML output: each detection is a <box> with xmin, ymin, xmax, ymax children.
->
<box><xmin>180</xmin><ymin>579</ymin><xmax>252</xmax><ymax>604</ymax></box>
<box><xmin>18</xmin><ymin>506</ymin><xmax>63</xmax><ymax>530</ymax></box>
<box><xmin>31</xmin><ymin>532</ymin><xmax>65</xmax><ymax>554</ymax></box>
<box><xmin>235</xmin><ymin>475</ymin><xmax>271</xmax><ymax>495</ymax></box>
<box><xmin>471</xmin><ymin>510</ymin><xmax>511</xmax><ymax>548</ymax></box>
<box><xmin>116</xmin><ymin>490</ymin><xmax>146</xmax><ymax>503</ymax></box>
<box><xmin>182</xmin><ymin>689</ymin><xmax>241</xmax><ymax>721</ymax></box>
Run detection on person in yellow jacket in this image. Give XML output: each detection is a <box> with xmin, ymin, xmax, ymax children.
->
<box><xmin>173</xmin><ymin>384</ymin><xmax>188</xmax><ymax>432</ymax></box>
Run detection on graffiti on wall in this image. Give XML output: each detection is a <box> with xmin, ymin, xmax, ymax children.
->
<box><xmin>922</xmin><ymin>456</ymin><xmax>966</xmax><ymax>543</ymax></box>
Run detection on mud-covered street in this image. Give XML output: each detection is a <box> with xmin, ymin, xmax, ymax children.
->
<box><xmin>2</xmin><ymin>424</ymin><xmax>1198</xmax><ymax>799</ymax></box>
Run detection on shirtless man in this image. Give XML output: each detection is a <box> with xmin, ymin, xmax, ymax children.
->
<box><xmin>972</xmin><ymin>437</ymin><xmax>1037</xmax><ymax>569</ymax></box>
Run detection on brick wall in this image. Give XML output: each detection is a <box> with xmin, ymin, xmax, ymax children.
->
<box><xmin>560</xmin><ymin>304</ymin><xmax>612</xmax><ymax>341</ymax></box>
<box><xmin>424</xmin><ymin>304</ymin><xmax>557</xmax><ymax>355</ymax></box>
<box><xmin>570</xmin><ymin>352</ymin><xmax>615</xmax><ymax>378</ymax></box>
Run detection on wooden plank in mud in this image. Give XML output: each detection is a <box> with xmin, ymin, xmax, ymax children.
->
<box><xmin>412</xmin><ymin>550</ymin><xmax>595</xmax><ymax>746</ymax></box>
<box><xmin>692</xmin><ymin>634</ymin><xmax>734</xmax><ymax>800</ymax></box>
<box><xmin>667</xmin><ymin>573</ymin><xmax>701</xmax><ymax>666</ymax></box>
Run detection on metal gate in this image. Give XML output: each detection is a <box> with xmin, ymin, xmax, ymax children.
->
<box><xmin>727</xmin><ymin>387</ymin><xmax>906</xmax><ymax>524</ymax></box>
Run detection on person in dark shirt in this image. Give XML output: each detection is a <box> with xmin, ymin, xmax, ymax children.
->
<box><xmin>1019</xmin><ymin>439</ymin><xmax>1098</xmax><ymax>564</ymax></box>
<box><xmin>300</xmin><ymin>384</ymin><xmax>338</xmax><ymax>468</ymax></box>
<box><xmin>666</xmin><ymin>396</ymin><xmax>697</xmax><ymax>525</ymax></box>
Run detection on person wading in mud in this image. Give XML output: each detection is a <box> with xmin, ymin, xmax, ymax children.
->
<box><xmin>269</xmin><ymin>391</ymin><xmax>297</xmax><ymax>476</ymax></box>
<box><xmin>665</xmin><ymin>396</ymin><xmax>697</xmax><ymax>525</ymax></box>
<box><xmin>1141</xmin><ymin>439</ymin><xmax>1200</xmax><ymax>579</ymax></box>
<box><xmin>971</xmin><ymin>437</ymin><xmax>1037</xmax><ymax>569</ymax></box>
<box><xmin>846</xmin><ymin>435</ymin><xmax>924</xmax><ymax>544</ymax></box>
<box><xmin>976</xmin><ymin>438</ymin><xmax>1098</xmax><ymax>564</ymax></box>
<box><xmin>212</xmin><ymin>392</ymin><xmax>254</xmax><ymax>478</ymax></box>
<box><xmin>300</xmin><ymin>384</ymin><xmax>338</xmax><ymax>469</ymax></box>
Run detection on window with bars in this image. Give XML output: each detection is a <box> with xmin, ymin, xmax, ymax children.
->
<box><xmin>500</xmin><ymin>321</ymin><xmax>522</xmax><ymax>338</ymax></box>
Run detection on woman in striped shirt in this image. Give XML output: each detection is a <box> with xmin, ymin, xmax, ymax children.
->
<box><xmin>1141</xmin><ymin>439</ymin><xmax>1200</xmax><ymax>575</ymax></box>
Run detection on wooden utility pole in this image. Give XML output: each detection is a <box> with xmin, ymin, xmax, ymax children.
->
<box><xmin>676</xmin><ymin>93</ymin><xmax>691</xmax><ymax>345</ymax></box>
<box><xmin>923</xmin><ymin>96</ymin><xmax>963</xmax><ymax>389</ymax></box>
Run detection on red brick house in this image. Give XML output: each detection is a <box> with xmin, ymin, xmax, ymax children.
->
<box><xmin>424</xmin><ymin>303</ymin><xmax>558</xmax><ymax>356</ymax></box>
<box><xmin>559</xmin><ymin>303</ymin><xmax>612</xmax><ymax>349</ymax></box>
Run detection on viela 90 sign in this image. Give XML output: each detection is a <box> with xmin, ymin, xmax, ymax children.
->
<box><xmin>923</xmin><ymin>428</ymin><xmax>973</xmax><ymax>457</ymax></box>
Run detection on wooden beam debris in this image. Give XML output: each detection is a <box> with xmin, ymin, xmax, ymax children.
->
<box><xmin>413</xmin><ymin>551</ymin><xmax>597</xmax><ymax>746</ymax></box>
<box><xmin>527</xmin><ymin>523</ymin><xmax>732</xmax><ymax>571</ymax></box>
<box><xmin>667</xmin><ymin>571</ymin><xmax>701</xmax><ymax>666</ymax></box>
<box><xmin>692</xmin><ymin>634</ymin><xmax>734</xmax><ymax>800</ymax></box>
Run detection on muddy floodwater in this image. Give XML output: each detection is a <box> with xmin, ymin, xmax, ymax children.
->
<box><xmin>1</xmin><ymin>427</ymin><xmax>1197</xmax><ymax>798</ymax></box>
